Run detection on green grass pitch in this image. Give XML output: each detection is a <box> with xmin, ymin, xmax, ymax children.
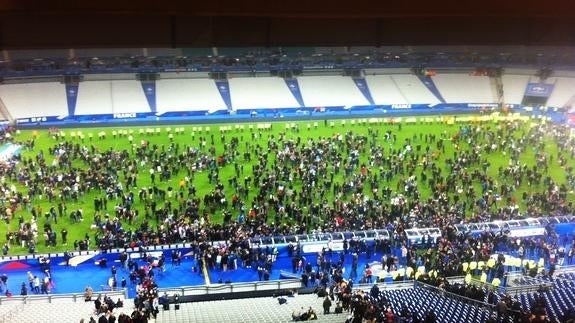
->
<box><xmin>2</xmin><ymin>116</ymin><xmax>574</xmax><ymax>255</ymax></box>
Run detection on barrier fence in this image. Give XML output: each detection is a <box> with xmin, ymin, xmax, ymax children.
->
<box><xmin>414</xmin><ymin>281</ymin><xmax>496</xmax><ymax>316</ymax></box>
<box><xmin>157</xmin><ymin>279</ymin><xmax>303</xmax><ymax>297</ymax></box>
<box><xmin>0</xmin><ymin>288</ymin><xmax>128</xmax><ymax>323</ymax></box>
<box><xmin>0</xmin><ymin>288</ymin><xmax>128</xmax><ymax>305</ymax></box>
<box><xmin>354</xmin><ymin>279</ymin><xmax>416</xmax><ymax>291</ymax></box>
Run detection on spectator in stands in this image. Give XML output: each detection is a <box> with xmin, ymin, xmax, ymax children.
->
<box><xmin>424</xmin><ymin>310</ymin><xmax>437</xmax><ymax>323</ymax></box>
<box><xmin>306</xmin><ymin>307</ymin><xmax>318</xmax><ymax>320</ymax></box>
<box><xmin>84</xmin><ymin>286</ymin><xmax>94</xmax><ymax>301</ymax></box>
<box><xmin>292</xmin><ymin>308</ymin><xmax>303</xmax><ymax>321</ymax></box>
<box><xmin>384</xmin><ymin>308</ymin><xmax>394</xmax><ymax>323</ymax></box>
<box><xmin>562</xmin><ymin>309</ymin><xmax>575</xmax><ymax>323</ymax></box>
<box><xmin>496</xmin><ymin>297</ymin><xmax>509</xmax><ymax>321</ymax></box>
<box><xmin>322</xmin><ymin>296</ymin><xmax>332</xmax><ymax>314</ymax></box>
<box><xmin>95</xmin><ymin>294</ymin><xmax>102</xmax><ymax>313</ymax></box>
<box><xmin>363</xmin><ymin>265</ymin><xmax>373</xmax><ymax>284</ymax></box>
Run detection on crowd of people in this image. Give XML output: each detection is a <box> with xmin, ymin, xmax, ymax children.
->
<box><xmin>0</xmin><ymin>118</ymin><xmax>573</xmax><ymax>321</ymax></box>
<box><xmin>81</xmin><ymin>253</ymin><xmax>159</xmax><ymax>322</ymax></box>
<box><xmin>307</xmin><ymin>263</ymin><xmax>573</xmax><ymax>323</ymax></box>
<box><xmin>0</xmin><ymin>120</ymin><xmax>572</xmax><ymax>260</ymax></box>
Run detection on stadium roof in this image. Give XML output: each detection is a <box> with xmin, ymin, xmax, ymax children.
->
<box><xmin>0</xmin><ymin>0</ymin><xmax>574</xmax><ymax>48</ymax></box>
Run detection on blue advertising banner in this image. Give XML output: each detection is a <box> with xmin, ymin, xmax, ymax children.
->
<box><xmin>525</xmin><ymin>83</ymin><xmax>554</xmax><ymax>97</ymax></box>
<box><xmin>284</xmin><ymin>79</ymin><xmax>305</xmax><ymax>107</ymax></box>
<box><xmin>141</xmin><ymin>81</ymin><xmax>157</xmax><ymax>113</ymax></box>
<box><xmin>65</xmin><ymin>83</ymin><xmax>79</xmax><ymax>116</ymax></box>
<box><xmin>352</xmin><ymin>78</ymin><xmax>375</xmax><ymax>105</ymax></box>
<box><xmin>14</xmin><ymin>103</ymin><xmax>514</xmax><ymax>128</ymax></box>
<box><xmin>215</xmin><ymin>80</ymin><xmax>232</xmax><ymax>110</ymax></box>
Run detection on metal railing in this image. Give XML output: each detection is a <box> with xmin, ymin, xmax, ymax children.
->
<box><xmin>156</xmin><ymin>277</ymin><xmax>418</xmax><ymax>299</ymax></box>
<box><xmin>354</xmin><ymin>279</ymin><xmax>416</xmax><ymax>291</ymax></box>
<box><xmin>157</xmin><ymin>279</ymin><xmax>302</xmax><ymax>297</ymax></box>
<box><xmin>504</xmin><ymin>272</ymin><xmax>554</xmax><ymax>295</ymax></box>
<box><xmin>555</xmin><ymin>265</ymin><xmax>575</xmax><ymax>275</ymax></box>
<box><xmin>0</xmin><ymin>288</ymin><xmax>127</xmax><ymax>323</ymax></box>
<box><xmin>445</xmin><ymin>275</ymin><xmax>500</xmax><ymax>291</ymax></box>
<box><xmin>0</xmin><ymin>288</ymin><xmax>128</xmax><ymax>305</ymax></box>
<box><xmin>446</xmin><ymin>272</ymin><xmax>557</xmax><ymax>296</ymax></box>
<box><xmin>414</xmin><ymin>281</ymin><xmax>496</xmax><ymax>313</ymax></box>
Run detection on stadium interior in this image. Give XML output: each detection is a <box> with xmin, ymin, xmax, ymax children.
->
<box><xmin>0</xmin><ymin>1</ymin><xmax>574</xmax><ymax>323</ymax></box>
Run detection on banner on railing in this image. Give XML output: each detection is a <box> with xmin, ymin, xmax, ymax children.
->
<box><xmin>215</xmin><ymin>80</ymin><xmax>232</xmax><ymax>110</ymax></box>
<box><xmin>141</xmin><ymin>81</ymin><xmax>157</xmax><ymax>113</ymax></box>
<box><xmin>65</xmin><ymin>83</ymin><xmax>79</xmax><ymax>116</ymax></box>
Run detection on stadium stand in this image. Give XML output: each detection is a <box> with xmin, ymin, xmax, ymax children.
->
<box><xmin>156</xmin><ymin>78</ymin><xmax>227</xmax><ymax>113</ymax></box>
<box><xmin>152</xmin><ymin>280</ymin><xmax>495</xmax><ymax>323</ymax></box>
<box><xmin>74</xmin><ymin>48</ymin><xmax>145</xmax><ymax>58</ymax></box>
<box><xmin>0</xmin><ymin>82</ymin><xmax>67</xmax><ymax>119</ymax></box>
<box><xmin>0</xmin><ymin>47</ymin><xmax>574</xmax><ymax>323</ymax></box>
<box><xmin>156</xmin><ymin>293</ymin><xmax>339</xmax><ymax>323</ymax></box>
<box><xmin>0</xmin><ymin>69</ymin><xmax>572</xmax><ymax>123</ymax></box>
<box><xmin>365</xmin><ymin>74</ymin><xmax>440</xmax><ymax>105</ymax></box>
<box><xmin>0</xmin><ymin>290</ymin><xmax>127</xmax><ymax>323</ymax></box>
<box><xmin>364</xmin><ymin>75</ymin><xmax>410</xmax><ymax>104</ymax></box>
<box><xmin>501</xmin><ymin>74</ymin><xmax>531</xmax><ymax>105</ymax></box>
<box><xmin>378</xmin><ymin>285</ymin><xmax>491</xmax><ymax>323</ymax></box>
<box><xmin>75</xmin><ymin>80</ymin><xmax>150</xmax><ymax>116</ymax></box>
<box><xmin>431</xmin><ymin>73</ymin><xmax>498</xmax><ymax>103</ymax></box>
<box><xmin>0</xmin><ymin>304</ymin><xmax>22</xmax><ymax>323</ymax></box>
<box><xmin>546</xmin><ymin>77</ymin><xmax>575</xmax><ymax>108</ymax></box>
<box><xmin>8</xmin><ymin>301</ymin><xmax>100</xmax><ymax>323</ymax></box>
<box><xmin>229</xmin><ymin>77</ymin><xmax>299</xmax><ymax>110</ymax></box>
<box><xmin>391</xmin><ymin>74</ymin><xmax>441</xmax><ymax>105</ymax></box>
<box><xmin>297</xmin><ymin>76</ymin><xmax>369</xmax><ymax>107</ymax></box>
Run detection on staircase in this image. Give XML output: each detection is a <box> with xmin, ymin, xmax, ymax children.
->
<box><xmin>491</xmin><ymin>73</ymin><xmax>504</xmax><ymax>107</ymax></box>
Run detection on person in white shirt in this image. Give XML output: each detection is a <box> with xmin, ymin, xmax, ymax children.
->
<box><xmin>32</xmin><ymin>276</ymin><xmax>40</xmax><ymax>294</ymax></box>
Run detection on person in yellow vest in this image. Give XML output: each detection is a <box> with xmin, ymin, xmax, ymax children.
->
<box><xmin>480</xmin><ymin>271</ymin><xmax>488</xmax><ymax>284</ymax></box>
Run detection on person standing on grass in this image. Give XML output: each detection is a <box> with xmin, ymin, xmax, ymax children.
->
<box><xmin>49</xmin><ymin>205</ymin><xmax>57</xmax><ymax>224</ymax></box>
<box><xmin>61</xmin><ymin>228</ymin><xmax>68</xmax><ymax>245</ymax></box>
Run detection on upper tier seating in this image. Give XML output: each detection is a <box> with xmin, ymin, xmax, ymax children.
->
<box><xmin>75</xmin><ymin>80</ymin><xmax>150</xmax><ymax>115</ymax></box>
<box><xmin>365</xmin><ymin>74</ymin><xmax>440</xmax><ymax>105</ymax></box>
<box><xmin>229</xmin><ymin>77</ymin><xmax>299</xmax><ymax>110</ymax></box>
<box><xmin>502</xmin><ymin>74</ymin><xmax>532</xmax><ymax>105</ymax></box>
<box><xmin>156</xmin><ymin>79</ymin><xmax>227</xmax><ymax>113</ymax></box>
<box><xmin>432</xmin><ymin>74</ymin><xmax>497</xmax><ymax>103</ymax></box>
<box><xmin>298</xmin><ymin>76</ymin><xmax>369</xmax><ymax>107</ymax></box>
<box><xmin>545</xmin><ymin>77</ymin><xmax>575</xmax><ymax>108</ymax></box>
<box><xmin>7</xmin><ymin>298</ymin><xmax>128</xmax><ymax>323</ymax></box>
<box><xmin>156</xmin><ymin>293</ymin><xmax>341</xmax><ymax>323</ymax></box>
<box><xmin>0</xmin><ymin>82</ymin><xmax>67</xmax><ymax>119</ymax></box>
